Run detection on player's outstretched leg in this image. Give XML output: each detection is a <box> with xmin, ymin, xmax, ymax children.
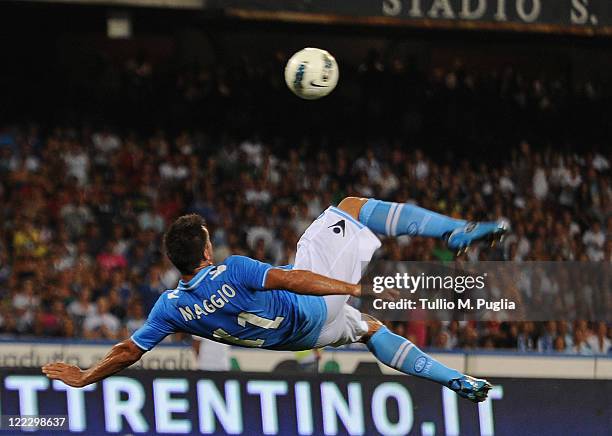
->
<box><xmin>360</xmin><ymin>315</ymin><xmax>492</xmax><ymax>403</ymax></box>
<box><xmin>338</xmin><ymin>197</ymin><xmax>508</xmax><ymax>252</ymax></box>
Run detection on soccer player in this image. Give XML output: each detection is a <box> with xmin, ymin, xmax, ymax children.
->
<box><xmin>43</xmin><ymin>197</ymin><xmax>507</xmax><ymax>402</ymax></box>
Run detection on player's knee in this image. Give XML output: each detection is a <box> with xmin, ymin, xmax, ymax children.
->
<box><xmin>337</xmin><ymin>197</ymin><xmax>368</xmax><ymax>221</ymax></box>
<box><xmin>360</xmin><ymin>313</ymin><xmax>383</xmax><ymax>343</ymax></box>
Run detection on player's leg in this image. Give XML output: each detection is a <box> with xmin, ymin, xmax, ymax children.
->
<box><xmin>334</xmin><ymin>197</ymin><xmax>492</xmax><ymax>402</ymax></box>
<box><xmin>292</xmin><ymin>201</ymin><xmax>382</xmax><ymax>347</ymax></box>
<box><xmin>359</xmin><ymin>314</ymin><xmax>492</xmax><ymax>403</ymax></box>
<box><xmin>313</xmin><ymin>298</ymin><xmax>367</xmax><ymax>347</ymax></box>
<box><xmin>337</xmin><ymin>196</ymin><xmax>508</xmax><ymax>251</ymax></box>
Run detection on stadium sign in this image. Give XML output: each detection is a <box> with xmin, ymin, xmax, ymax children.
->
<box><xmin>380</xmin><ymin>0</ymin><xmax>598</xmax><ymax>24</ymax></box>
<box><xmin>216</xmin><ymin>0</ymin><xmax>612</xmax><ymax>35</ymax></box>
<box><xmin>0</xmin><ymin>369</ymin><xmax>610</xmax><ymax>435</ymax></box>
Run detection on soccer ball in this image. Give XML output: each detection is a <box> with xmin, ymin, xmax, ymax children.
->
<box><xmin>284</xmin><ymin>48</ymin><xmax>339</xmax><ymax>100</ymax></box>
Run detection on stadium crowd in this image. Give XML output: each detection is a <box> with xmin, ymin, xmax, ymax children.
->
<box><xmin>0</xmin><ymin>55</ymin><xmax>610</xmax><ymax>355</ymax></box>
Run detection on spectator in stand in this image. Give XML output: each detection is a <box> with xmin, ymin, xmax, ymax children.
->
<box><xmin>537</xmin><ymin>321</ymin><xmax>557</xmax><ymax>352</ymax></box>
<box><xmin>587</xmin><ymin>321</ymin><xmax>611</xmax><ymax>354</ymax></box>
<box><xmin>96</xmin><ymin>241</ymin><xmax>128</xmax><ymax>271</ymax></box>
<box><xmin>68</xmin><ymin>287</ymin><xmax>95</xmax><ymax>335</ymax></box>
<box><xmin>34</xmin><ymin>300</ymin><xmax>74</xmax><ymax>337</ymax></box>
<box><xmin>517</xmin><ymin>322</ymin><xmax>537</xmax><ymax>352</ymax></box>
<box><xmin>553</xmin><ymin>335</ymin><xmax>568</xmax><ymax>353</ymax></box>
<box><xmin>125</xmin><ymin>303</ymin><xmax>147</xmax><ymax>336</ymax></box>
<box><xmin>83</xmin><ymin>296</ymin><xmax>121</xmax><ymax>340</ymax></box>
<box><xmin>12</xmin><ymin>279</ymin><xmax>39</xmax><ymax>334</ymax></box>
<box><xmin>572</xmin><ymin>328</ymin><xmax>593</xmax><ymax>355</ymax></box>
<box><xmin>583</xmin><ymin>222</ymin><xmax>606</xmax><ymax>261</ymax></box>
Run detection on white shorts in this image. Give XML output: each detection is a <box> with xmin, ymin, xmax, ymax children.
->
<box><xmin>293</xmin><ymin>206</ymin><xmax>381</xmax><ymax>347</ymax></box>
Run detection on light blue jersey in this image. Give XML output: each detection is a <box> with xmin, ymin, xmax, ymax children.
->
<box><xmin>131</xmin><ymin>255</ymin><xmax>327</xmax><ymax>351</ymax></box>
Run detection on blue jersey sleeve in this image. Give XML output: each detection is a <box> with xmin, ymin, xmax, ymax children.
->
<box><xmin>131</xmin><ymin>295</ymin><xmax>176</xmax><ymax>351</ymax></box>
<box><xmin>228</xmin><ymin>255</ymin><xmax>274</xmax><ymax>291</ymax></box>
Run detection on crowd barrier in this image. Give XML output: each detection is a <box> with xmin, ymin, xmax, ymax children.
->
<box><xmin>0</xmin><ymin>340</ymin><xmax>610</xmax><ymax>379</ymax></box>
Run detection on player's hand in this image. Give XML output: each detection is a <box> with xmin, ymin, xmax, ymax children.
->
<box><xmin>351</xmin><ymin>284</ymin><xmax>362</xmax><ymax>297</ymax></box>
<box><xmin>382</xmin><ymin>288</ymin><xmax>400</xmax><ymax>302</ymax></box>
<box><xmin>42</xmin><ymin>362</ymin><xmax>87</xmax><ymax>387</ymax></box>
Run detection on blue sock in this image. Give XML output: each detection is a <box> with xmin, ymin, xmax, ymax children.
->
<box><xmin>366</xmin><ymin>327</ymin><xmax>462</xmax><ymax>386</ymax></box>
<box><xmin>358</xmin><ymin>199</ymin><xmax>466</xmax><ymax>238</ymax></box>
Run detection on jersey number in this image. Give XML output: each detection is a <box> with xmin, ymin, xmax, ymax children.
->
<box><xmin>212</xmin><ymin>312</ymin><xmax>284</xmax><ymax>347</ymax></box>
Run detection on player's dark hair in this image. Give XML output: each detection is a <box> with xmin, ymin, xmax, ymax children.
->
<box><xmin>163</xmin><ymin>214</ymin><xmax>208</xmax><ymax>275</ymax></box>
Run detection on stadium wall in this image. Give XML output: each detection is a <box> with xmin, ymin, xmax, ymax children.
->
<box><xmin>1</xmin><ymin>340</ymin><xmax>610</xmax><ymax>379</ymax></box>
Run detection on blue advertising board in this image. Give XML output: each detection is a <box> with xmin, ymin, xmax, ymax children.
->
<box><xmin>0</xmin><ymin>368</ymin><xmax>609</xmax><ymax>435</ymax></box>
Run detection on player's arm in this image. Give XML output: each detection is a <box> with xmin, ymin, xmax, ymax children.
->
<box><xmin>230</xmin><ymin>255</ymin><xmax>361</xmax><ymax>297</ymax></box>
<box><xmin>264</xmin><ymin>268</ymin><xmax>361</xmax><ymax>297</ymax></box>
<box><xmin>43</xmin><ymin>294</ymin><xmax>174</xmax><ymax>387</ymax></box>
<box><xmin>42</xmin><ymin>338</ymin><xmax>143</xmax><ymax>388</ymax></box>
